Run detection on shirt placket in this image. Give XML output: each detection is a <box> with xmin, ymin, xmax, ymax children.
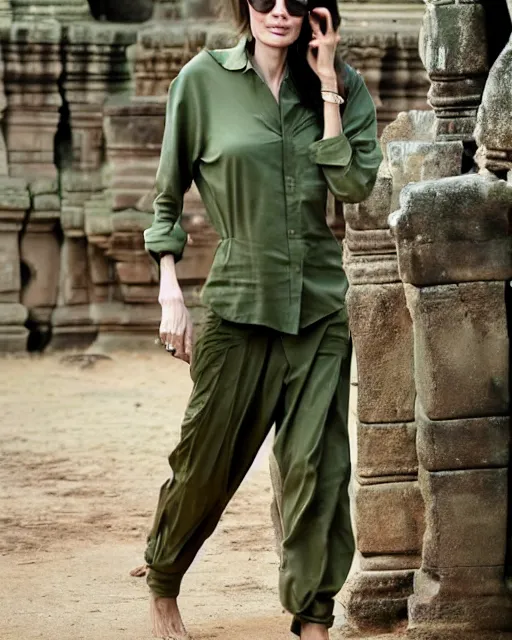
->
<box><xmin>280</xmin><ymin>89</ymin><xmax>303</xmax><ymax>333</ymax></box>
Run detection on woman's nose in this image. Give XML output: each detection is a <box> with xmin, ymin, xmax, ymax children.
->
<box><xmin>270</xmin><ymin>0</ymin><xmax>288</xmax><ymax>17</ymax></box>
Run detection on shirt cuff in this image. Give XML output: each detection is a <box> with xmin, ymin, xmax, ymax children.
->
<box><xmin>309</xmin><ymin>133</ymin><xmax>353</xmax><ymax>168</ymax></box>
<box><xmin>144</xmin><ymin>224</ymin><xmax>187</xmax><ymax>265</ymax></box>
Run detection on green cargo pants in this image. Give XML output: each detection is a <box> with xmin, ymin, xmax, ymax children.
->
<box><xmin>145</xmin><ymin>308</ymin><xmax>354</xmax><ymax>633</ymax></box>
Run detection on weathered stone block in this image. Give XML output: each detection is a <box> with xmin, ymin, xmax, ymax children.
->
<box><xmin>390</xmin><ymin>174</ymin><xmax>512</xmax><ymax>286</ymax></box>
<box><xmin>475</xmin><ymin>38</ymin><xmax>512</xmax><ymax>171</ymax></box>
<box><xmin>417</xmin><ymin>405</ymin><xmax>510</xmax><ymax>472</ymax></box>
<box><xmin>347</xmin><ymin>283</ymin><xmax>415</xmax><ymax>423</ymax></box>
<box><xmin>344</xmin><ymin>174</ymin><xmax>393</xmax><ymax>231</ymax></box>
<box><xmin>57</xmin><ymin>238</ymin><xmax>90</xmax><ymax>306</ymax></box>
<box><xmin>0</xmin><ymin>177</ymin><xmax>30</xmax><ymax>211</ymax></box>
<box><xmin>387</xmin><ymin>140</ymin><xmax>463</xmax><ymax>211</ymax></box>
<box><xmin>20</xmin><ymin>225</ymin><xmax>60</xmax><ymax>312</ymax></box>
<box><xmin>409</xmin><ymin>572</ymin><xmax>512</xmax><ymax>631</ymax></box>
<box><xmin>0</xmin><ymin>303</ymin><xmax>28</xmax><ymax>353</ymax></box>
<box><xmin>33</xmin><ymin>194</ymin><xmax>60</xmax><ymax>211</ymax></box>
<box><xmin>116</xmin><ymin>260</ymin><xmax>156</xmax><ymax>285</ymax></box>
<box><xmin>0</xmin><ymin>302</ymin><xmax>27</xmax><ymax>325</ymax></box>
<box><xmin>414</xmin><ymin>565</ymin><xmax>507</xmax><ymax>598</ymax></box>
<box><xmin>405</xmin><ymin>282</ymin><xmax>509</xmax><ymax>420</ymax></box>
<box><xmin>50</xmin><ymin>304</ymin><xmax>96</xmax><ymax>351</ymax></box>
<box><xmin>358</xmin><ymin>421</ymin><xmax>418</xmax><ymax>479</ymax></box>
<box><xmin>360</xmin><ymin>554</ymin><xmax>421</xmax><ymax>572</ymax></box>
<box><xmin>355</xmin><ymin>481</ymin><xmax>424</xmax><ymax>555</ymax></box>
<box><xmin>0</xmin><ymin>230</ymin><xmax>21</xmax><ymax>294</ymax></box>
<box><xmin>344</xmin><ymin>569</ymin><xmax>414</xmax><ymax>631</ymax></box>
<box><xmin>420</xmin><ymin>468</ymin><xmax>508</xmax><ymax>568</ymax></box>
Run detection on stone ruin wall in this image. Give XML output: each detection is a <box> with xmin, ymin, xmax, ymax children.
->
<box><xmin>339</xmin><ymin>0</ymin><xmax>512</xmax><ymax>637</ymax></box>
<box><xmin>0</xmin><ymin>0</ymin><xmax>429</xmax><ymax>353</ymax></box>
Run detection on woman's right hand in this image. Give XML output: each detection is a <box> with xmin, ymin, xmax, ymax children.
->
<box><xmin>158</xmin><ymin>254</ymin><xmax>193</xmax><ymax>364</ymax></box>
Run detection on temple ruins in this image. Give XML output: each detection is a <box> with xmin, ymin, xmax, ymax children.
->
<box><xmin>0</xmin><ymin>0</ymin><xmax>510</xmax><ymax>638</ymax></box>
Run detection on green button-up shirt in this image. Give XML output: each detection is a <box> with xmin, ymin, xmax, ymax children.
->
<box><xmin>144</xmin><ymin>37</ymin><xmax>382</xmax><ymax>334</ymax></box>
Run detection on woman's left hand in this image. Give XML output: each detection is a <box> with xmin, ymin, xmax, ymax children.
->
<box><xmin>306</xmin><ymin>7</ymin><xmax>340</xmax><ymax>88</ymax></box>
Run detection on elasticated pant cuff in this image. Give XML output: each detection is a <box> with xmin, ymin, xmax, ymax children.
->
<box><xmin>146</xmin><ymin>567</ymin><xmax>182</xmax><ymax>599</ymax></box>
<box><xmin>290</xmin><ymin>612</ymin><xmax>335</xmax><ymax>637</ymax></box>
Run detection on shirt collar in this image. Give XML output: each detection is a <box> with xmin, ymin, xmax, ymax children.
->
<box><xmin>207</xmin><ymin>36</ymin><xmax>252</xmax><ymax>73</ymax></box>
<box><xmin>206</xmin><ymin>36</ymin><xmax>294</xmax><ymax>91</ymax></box>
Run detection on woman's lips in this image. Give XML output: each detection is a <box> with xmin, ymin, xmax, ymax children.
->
<box><xmin>269</xmin><ymin>27</ymin><xmax>288</xmax><ymax>36</ymax></box>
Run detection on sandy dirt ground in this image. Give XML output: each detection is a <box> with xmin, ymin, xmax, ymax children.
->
<box><xmin>0</xmin><ymin>351</ymin><xmax>297</xmax><ymax>640</ymax></box>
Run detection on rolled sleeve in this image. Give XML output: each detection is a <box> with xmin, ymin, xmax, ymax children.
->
<box><xmin>309</xmin><ymin>133</ymin><xmax>353</xmax><ymax>168</ymax></box>
<box><xmin>143</xmin><ymin>63</ymin><xmax>203</xmax><ymax>262</ymax></box>
<box><xmin>145</xmin><ymin>217</ymin><xmax>188</xmax><ymax>266</ymax></box>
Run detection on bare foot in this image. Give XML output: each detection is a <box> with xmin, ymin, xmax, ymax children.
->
<box><xmin>301</xmin><ymin>622</ymin><xmax>329</xmax><ymax>640</ymax></box>
<box><xmin>150</xmin><ymin>596</ymin><xmax>190</xmax><ymax>639</ymax></box>
<box><xmin>129</xmin><ymin>564</ymin><xmax>147</xmax><ymax>577</ymax></box>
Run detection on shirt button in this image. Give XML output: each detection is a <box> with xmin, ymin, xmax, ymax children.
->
<box><xmin>289</xmin><ymin>229</ymin><xmax>296</xmax><ymax>236</ymax></box>
<box><xmin>295</xmin><ymin>266</ymin><xmax>300</xmax><ymax>273</ymax></box>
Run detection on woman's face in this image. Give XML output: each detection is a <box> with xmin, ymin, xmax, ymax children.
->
<box><xmin>247</xmin><ymin>0</ymin><xmax>305</xmax><ymax>50</ymax></box>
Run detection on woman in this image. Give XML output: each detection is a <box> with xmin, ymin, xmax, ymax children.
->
<box><xmin>143</xmin><ymin>0</ymin><xmax>382</xmax><ymax>638</ymax></box>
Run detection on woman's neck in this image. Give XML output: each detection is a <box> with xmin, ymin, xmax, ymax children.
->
<box><xmin>252</xmin><ymin>39</ymin><xmax>288</xmax><ymax>100</ymax></box>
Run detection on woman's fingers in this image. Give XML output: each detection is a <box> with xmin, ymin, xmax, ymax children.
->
<box><xmin>310</xmin><ymin>7</ymin><xmax>334</xmax><ymax>35</ymax></box>
<box><xmin>308</xmin><ymin>12</ymin><xmax>322</xmax><ymax>38</ymax></box>
<box><xmin>170</xmin><ymin>332</ymin><xmax>187</xmax><ymax>362</ymax></box>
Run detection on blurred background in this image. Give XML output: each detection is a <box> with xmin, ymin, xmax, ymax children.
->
<box><xmin>0</xmin><ymin>0</ymin><xmax>431</xmax><ymax>355</ymax></box>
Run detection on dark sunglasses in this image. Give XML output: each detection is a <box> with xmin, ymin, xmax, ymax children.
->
<box><xmin>248</xmin><ymin>0</ymin><xmax>309</xmax><ymax>18</ymax></box>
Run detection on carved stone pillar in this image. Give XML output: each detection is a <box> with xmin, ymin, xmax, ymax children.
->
<box><xmin>20</xmin><ymin>181</ymin><xmax>61</xmax><ymax>350</ymax></box>
<box><xmin>390</xmin><ymin>173</ymin><xmax>512</xmax><ymax>634</ymax></box>
<box><xmin>49</xmin><ymin>22</ymin><xmax>137</xmax><ymax>350</ymax></box>
<box><xmin>420</xmin><ymin>0</ymin><xmax>489</xmax><ymax>141</ymax></box>
<box><xmin>4</xmin><ymin>22</ymin><xmax>62</xmax><ymax>181</ymax></box>
<box><xmin>341</xmin><ymin>110</ymin><xmax>464</xmax><ymax>634</ymax></box>
<box><xmin>0</xmin><ymin>178</ymin><xmax>31</xmax><ymax>351</ymax></box>
<box><xmin>2</xmin><ymin>23</ymin><xmax>62</xmax><ymax>349</ymax></box>
<box><xmin>475</xmin><ymin>33</ymin><xmax>512</xmax><ymax>172</ymax></box>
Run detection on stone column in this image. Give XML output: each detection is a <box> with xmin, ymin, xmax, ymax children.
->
<box><xmin>390</xmin><ymin>173</ymin><xmax>512</xmax><ymax>635</ymax></box>
<box><xmin>420</xmin><ymin>0</ymin><xmax>489</xmax><ymax>141</ymax></box>
<box><xmin>3</xmin><ymin>22</ymin><xmax>62</xmax><ymax>181</ymax></box>
<box><xmin>2</xmin><ymin>22</ymin><xmax>60</xmax><ymax>350</ymax></box>
<box><xmin>50</xmin><ymin>22</ymin><xmax>138</xmax><ymax>350</ymax></box>
<box><xmin>340</xmin><ymin>110</ymin><xmax>464</xmax><ymax>634</ymax></box>
<box><xmin>0</xmin><ymin>178</ymin><xmax>31</xmax><ymax>351</ymax></box>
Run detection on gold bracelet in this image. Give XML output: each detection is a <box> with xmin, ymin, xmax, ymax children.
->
<box><xmin>321</xmin><ymin>90</ymin><xmax>345</xmax><ymax>105</ymax></box>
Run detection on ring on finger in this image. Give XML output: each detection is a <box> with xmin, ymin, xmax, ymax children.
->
<box><xmin>165</xmin><ymin>344</ymin><xmax>177</xmax><ymax>355</ymax></box>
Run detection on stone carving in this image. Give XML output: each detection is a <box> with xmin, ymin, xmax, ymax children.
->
<box><xmin>420</xmin><ymin>0</ymin><xmax>489</xmax><ymax>140</ymax></box>
<box><xmin>0</xmin><ymin>177</ymin><xmax>31</xmax><ymax>352</ymax></box>
<box><xmin>341</xmin><ymin>109</ymin><xmax>464</xmax><ymax>634</ymax></box>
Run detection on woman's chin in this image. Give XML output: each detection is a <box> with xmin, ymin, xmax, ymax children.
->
<box><xmin>261</xmin><ymin>33</ymin><xmax>295</xmax><ymax>49</ymax></box>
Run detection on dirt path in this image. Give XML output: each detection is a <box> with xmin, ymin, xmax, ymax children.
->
<box><xmin>0</xmin><ymin>352</ymin><xmax>292</xmax><ymax>640</ymax></box>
